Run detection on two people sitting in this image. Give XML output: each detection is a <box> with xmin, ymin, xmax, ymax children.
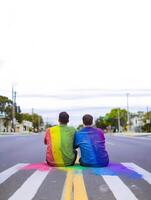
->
<box><xmin>44</xmin><ymin>112</ymin><xmax>109</xmax><ymax>167</ymax></box>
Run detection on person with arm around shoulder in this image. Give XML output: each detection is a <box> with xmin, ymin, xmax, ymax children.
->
<box><xmin>74</xmin><ymin>114</ymin><xmax>109</xmax><ymax>167</ymax></box>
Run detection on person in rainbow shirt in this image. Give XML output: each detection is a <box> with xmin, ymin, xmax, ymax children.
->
<box><xmin>44</xmin><ymin>112</ymin><xmax>77</xmax><ymax>166</ymax></box>
<box><xmin>74</xmin><ymin>114</ymin><xmax>109</xmax><ymax>167</ymax></box>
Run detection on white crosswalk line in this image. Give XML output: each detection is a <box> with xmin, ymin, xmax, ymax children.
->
<box><xmin>1</xmin><ymin>162</ymin><xmax>151</xmax><ymax>200</ymax></box>
<box><xmin>122</xmin><ymin>162</ymin><xmax>151</xmax><ymax>185</ymax></box>
<box><xmin>8</xmin><ymin>170</ymin><xmax>49</xmax><ymax>200</ymax></box>
<box><xmin>0</xmin><ymin>163</ymin><xmax>29</xmax><ymax>184</ymax></box>
<box><xmin>102</xmin><ymin>175</ymin><xmax>138</xmax><ymax>200</ymax></box>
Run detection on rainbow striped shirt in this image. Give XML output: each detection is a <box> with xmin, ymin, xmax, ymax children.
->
<box><xmin>44</xmin><ymin>125</ymin><xmax>76</xmax><ymax>166</ymax></box>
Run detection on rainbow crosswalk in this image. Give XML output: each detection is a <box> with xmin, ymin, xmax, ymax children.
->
<box><xmin>0</xmin><ymin>162</ymin><xmax>151</xmax><ymax>200</ymax></box>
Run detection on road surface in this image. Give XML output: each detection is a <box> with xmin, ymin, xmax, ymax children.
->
<box><xmin>0</xmin><ymin>133</ymin><xmax>151</xmax><ymax>200</ymax></box>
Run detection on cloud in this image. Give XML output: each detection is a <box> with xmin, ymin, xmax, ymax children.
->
<box><xmin>0</xmin><ymin>60</ymin><xmax>4</xmax><ymax>68</ymax></box>
<box><xmin>17</xmin><ymin>89</ymin><xmax>151</xmax><ymax>100</ymax></box>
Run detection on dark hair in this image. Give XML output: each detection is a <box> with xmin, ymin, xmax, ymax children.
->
<box><xmin>59</xmin><ymin>112</ymin><xmax>69</xmax><ymax>124</ymax></box>
<box><xmin>82</xmin><ymin>114</ymin><xmax>93</xmax><ymax>126</ymax></box>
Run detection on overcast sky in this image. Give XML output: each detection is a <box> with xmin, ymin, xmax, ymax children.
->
<box><xmin>0</xmin><ymin>0</ymin><xmax>151</xmax><ymax>125</ymax></box>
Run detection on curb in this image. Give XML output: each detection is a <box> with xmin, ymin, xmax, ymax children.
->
<box><xmin>112</xmin><ymin>132</ymin><xmax>151</xmax><ymax>137</ymax></box>
<box><xmin>0</xmin><ymin>132</ymin><xmax>44</xmax><ymax>136</ymax></box>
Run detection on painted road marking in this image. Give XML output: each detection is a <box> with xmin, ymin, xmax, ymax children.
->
<box><xmin>0</xmin><ymin>163</ymin><xmax>29</xmax><ymax>184</ymax></box>
<box><xmin>61</xmin><ymin>171</ymin><xmax>88</xmax><ymax>200</ymax></box>
<box><xmin>1</xmin><ymin>162</ymin><xmax>151</xmax><ymax>200</ymax></box>
<box><xmin>8</xmin><ymin>170</ymin><xmax>49</xmax><ymax>200</ymax></box>
<box><xmin>102</xmin><ymin>175</ymin><xmax>138</xmax><ymax>200</ymax></box>
<box><xmin>73</xmin><ymin>173</ymin><xmax>88</xmax><ymax>200</ymax></box>
<box><xmin>61</xmin><ymin>171</ymin><xmax>73</xmax><ymax>200</ymax></box>
<box><xmin>122</xmin><ymin>162</ymin><xmax>151</xmax><ymax>185</ymax></box>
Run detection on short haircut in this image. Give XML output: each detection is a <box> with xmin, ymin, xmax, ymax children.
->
<box><xmin>82</xmin><ymin>114</ymin><xmax>93</xmax><ymax>126</ymax></box>
<box><xmin>59</xmin><ymin>112</ymin><xmax>69</xmax><ymax>124</ymax></box>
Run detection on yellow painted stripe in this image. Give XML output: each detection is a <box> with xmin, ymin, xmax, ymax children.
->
<box><xmin>62</xmin><ymin>171</ymin><xmax>73</xmax><ymax>200</ymax></box>
<box><xmin>73</xmin><ymin>173</ymin><xmax>88</xmax><ymax>200</ymax></box>
<box><xmin>50</xmin><ymin>126</ymin><xmax>64</xmax><ymax>165</ymax></box>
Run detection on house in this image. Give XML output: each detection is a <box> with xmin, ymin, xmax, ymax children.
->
<box><xmin>130</xmin><ymin>112</ymin><xmax>144</xmax><ymax>132</ymax></box>
<box><xmin>0</xmin><ymin>112</ymin><xmax>12</xmax><ymax>132</ymax></box>
<box><xmin>15</xmin><ymin>120</ymin><xmax>32</xmax><ymax>133</ymax></box>
<box><xmin>0</xmin><ymin>114</ymin><xmax>5</xmax><ymax>132</ymax></box>
<box><xmin>0</xmin><ymin>111</ymin><xmax>32</xmax><ymax>133</ymax></box>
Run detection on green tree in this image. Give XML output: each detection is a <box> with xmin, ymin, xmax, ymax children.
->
<box><xmin>0</xmin><ymin>95</ymin><xmax>23</xmax><ymax>129</ymax></box>
<box><xmin>142</xmin><ymin>111</ymin><xmax>151</xmax><ymax>132</ymax></box>
<box><xmin>96</xmin><ymin>108</ymin><xmax>128</xmax><ymax>131</ymax></box>
<box><xmin>106</xmin><ymin>108</ymin><xmax>128</xmax><ymax>130</ymax></box>
<box><xmin>77</xmin><ymin>124</ymin><xmax>83</xmax><ymax>130</ymax></box>
<box><xmin>14</xmin><ymin>104</ymin><xmax>22</xmax><ymax>123</ymax></box>
<box><xmin>21</xmin><ymin>113</ymin><xmax>32</xmax><ymax>122</ymax></box>
<box><xmin>32</xmin><ymin>113</ymin><xmax>43</xmax><ymax>131</ymax></box>
<box><xmin>95</xmin><ymin>116</ymin><xmax>108</xmax><ymax>129</ymax></box>
<box><xmin>0</xmin><ymin>95</ymin><xmax>12</xmax><ymax>116</ymax></box>
<box><xmin>15</xmin><ymin>112</ymin><xmax>23</xmax><ymax>123</ymax></box>
<box><xmin>0</xmin><ymin>96</ymin><xmax>13</xmax><ymax>130</ymax></box>
<box><xmin>0</xmin><ymin>95</ymin><xmax>44</xmax><ymax>132</ymax></box>
<box><xmin>22</xmin><ymin>113</ymin><xmax>43</xmax><ymax>132</ymax></box>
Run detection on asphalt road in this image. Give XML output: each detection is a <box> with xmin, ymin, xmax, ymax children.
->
<box><xmin>0</xmin><ymin>133</ymin><xmax>151</xmax><ymax>200</ymax></box>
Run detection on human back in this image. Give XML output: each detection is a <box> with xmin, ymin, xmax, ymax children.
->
<box><xmin>44</xmin><ymin>112</ymin><xmax>76</xmax><ymax>166</ymax></box>
<box><xmin>74</xmin><ymin>114</ymin><xmax>109</xmax><ymax>167</ymax></box>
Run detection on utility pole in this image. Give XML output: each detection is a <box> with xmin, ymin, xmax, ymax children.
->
<box><xmin>117</xmin><ymin>108</ymin><xmax>120</xmax><ymax>133</ymax></box>
<box><xmin>146</xmin><ymin>106</ymin><xmax>150</xmax><ymax>124</ymax></box>
<box><xmin>32</xmin><ymin>108</ymin><xmax>34</xmax><ymax>132</ymax></box>
<box><xmin>126</xmin><ymin>93</ymin><xmax>130</xmax><ymax>132</ymax></box>
<box><xmin>38</xmin><ymin>114</ymin><xmax>41</xmax><ymax>132</ymax></box>
<box><xmin>12</xmin><ymin>86</ymin><xmax>16</xmax><ymax>132</ymax></box>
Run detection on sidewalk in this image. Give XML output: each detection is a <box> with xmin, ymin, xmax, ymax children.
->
<box><xmin>113</xmin><ymin>132</ymin><xmax>151</xmax><ymax>137</ymax></box>
<box><xmin>0</xmin><ymin>132</ymin><xmax>44</xmax><ymax>136</ymax></box>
